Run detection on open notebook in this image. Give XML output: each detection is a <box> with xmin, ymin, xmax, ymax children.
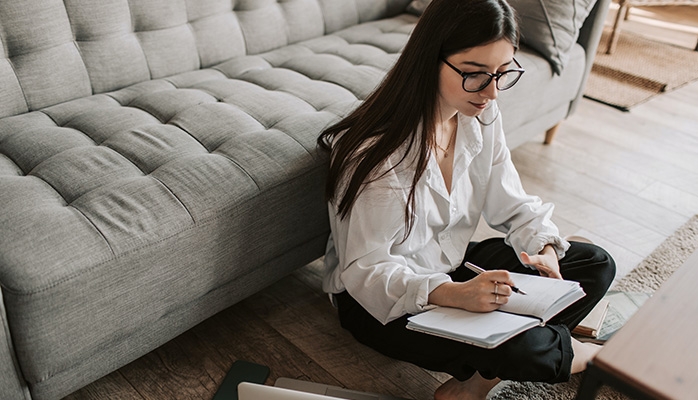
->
<box><xmin>407</xmin><ymin>272</ymin><xmax>585</xmax><ymax>348</ymax></box>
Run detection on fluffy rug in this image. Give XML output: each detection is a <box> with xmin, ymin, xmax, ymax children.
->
<box><xmin>487</xmin><ymin>215</ymin><xmax>698</xmax><ymax>399</ymax></box>
<box><xmin>584</xmin><ymin>29</ymin><xmax>698</xmax><ymax>111</ymax></box>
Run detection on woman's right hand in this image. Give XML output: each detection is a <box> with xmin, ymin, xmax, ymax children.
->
<box><xmin>428</xmin><ymin>270</ymin><xmax>515</xmax><ymax>312</ymax></box>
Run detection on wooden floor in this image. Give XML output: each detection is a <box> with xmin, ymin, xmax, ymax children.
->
<box><xmin>64</xmin><ymin>7</ymin><xmax>698</xmax><ymax>400</ymax></box>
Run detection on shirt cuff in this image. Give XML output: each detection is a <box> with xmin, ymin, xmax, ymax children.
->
<box><xmin>534</xmin><ymin>235</ymin><xmax>570</xmax><ymax>260</ymax></box>
<box><xmin>406</xmin><ymin>273</ymin><xmax>452</xmax><ymax>315</ymax></box>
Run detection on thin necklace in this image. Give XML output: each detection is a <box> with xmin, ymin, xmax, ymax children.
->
<box><xmin>435</xmin><ymin>122</ymin><xmax>457</xmax><ymax>158</ymax></box>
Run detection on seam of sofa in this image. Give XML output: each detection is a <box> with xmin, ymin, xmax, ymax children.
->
<box><xmin>126</xmin><ymin>2</ymin><xmax>155</xmax><ymax>83</ymax></box>
<box><xmin>71</xmin><ymin>203</ymin><xmax>118</xmax><ymax>257</ymax></box>
<box><xmin>4</xmin><ymin>57</ymin><xmax>30</xmax><ymax>115</ymax></box>
<box><xmin>150</xmin><ymin>174</ymin><xmax>195</xmax><ymax>222</ymax></box>
<box><xmin>1</xmin><ymin>163</ymin><xmax>327</xmax><ymax>296</ymax></box>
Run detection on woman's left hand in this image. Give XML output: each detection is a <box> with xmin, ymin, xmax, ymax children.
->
<box><xmin>520</xmin><ymin>245</ymin><xmax>562</xmax><ymax>279</ymax></box>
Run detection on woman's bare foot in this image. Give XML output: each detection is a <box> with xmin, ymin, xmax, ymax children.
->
<box><xmin>571</xmin><ymin>338</ymin><xmax>602</xmax><ymax>374</ymax></box>
<box><xmin>434</xmin><ymin>372</ymin><xmax>500</xmax><ymax>400</ymax></box>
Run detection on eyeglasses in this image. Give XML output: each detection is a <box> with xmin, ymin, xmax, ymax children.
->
<box><xmin>441</xmin><ymin>57</ymin><xmax>525</xmax><ymax>92</ymax></box>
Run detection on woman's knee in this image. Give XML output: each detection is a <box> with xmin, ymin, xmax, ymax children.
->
<box><xmin>486</xmin><ymin>325</ymin><xmax>573</xmax><ymax>383</ymax></box>
<box><xmin>564</xmin><ymin>242</ymin><xmax>616</xmax><ymax>289</ymax></box>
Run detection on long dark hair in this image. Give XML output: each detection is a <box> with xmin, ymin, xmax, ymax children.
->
<box><xmin>318</xmin><ymin>0</ymin><xmax>519</xmax><ymax>235</ymax></box>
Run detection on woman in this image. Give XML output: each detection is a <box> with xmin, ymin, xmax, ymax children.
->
<box><xmin>317</xmin><ymin>0</ymin><xmax>616</xmax><ymax>398</ymax></box>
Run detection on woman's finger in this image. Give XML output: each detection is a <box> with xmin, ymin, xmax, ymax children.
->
<box><xmin>491</xmin><ymin>291</ymin><xmax>509</xmax><ymax>306</ymax></box>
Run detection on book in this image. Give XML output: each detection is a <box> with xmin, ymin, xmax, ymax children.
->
<box><xmin>406</xmin><ymin>272</ymin><xmax>586</xmax><ymax>348</ymax></box>
<box><xmin>575</xmin><ymin>291</ymin><xmax>651</xmax><ymax>344</ymax></box>
<box><xmin>572</xmin><ymin>298</ymin><xmax>609</xmax><ymax>338</ymax></box>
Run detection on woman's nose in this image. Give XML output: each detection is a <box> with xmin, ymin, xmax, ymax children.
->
<box><xmin>480</xmin><ymin>79</ymin><xmax>498</xmax><ymax>100</ymax></box>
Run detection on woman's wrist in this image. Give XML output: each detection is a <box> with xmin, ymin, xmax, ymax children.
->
<box><xmin>428</xmin><ymin>282</ymin><xmax>458</xmax><ymax>308</ymax></box>
<box><xmin>540</xmin><ymin>244</ymin><xmax>557</xmax><ymax>257</ymax></box>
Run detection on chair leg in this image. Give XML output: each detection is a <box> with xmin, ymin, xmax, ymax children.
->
<box><xmin>544</xmin><ymin>123</ymin><xmax>561</xmax><ymax>145</ymax></box>
<box><xmin>606</xmin><ymin>2</ymin><xmax>629</xmax><ymax>54</ymax></box>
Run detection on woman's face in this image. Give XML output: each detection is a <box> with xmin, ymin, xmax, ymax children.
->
<box><xmin>438</xmin><ymin>39</ymin><xmax>517</xmax><ymax>119</ymax></box>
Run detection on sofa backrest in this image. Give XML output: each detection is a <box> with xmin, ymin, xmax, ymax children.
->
<box><xmin>0</xmin><ymin>0</ymin><xmax>410</xmax><ymax>119</ymax></box>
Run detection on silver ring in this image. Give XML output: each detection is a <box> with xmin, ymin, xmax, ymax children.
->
<box><xmin>495</xmin><ymin>294</ymin><xmax>499</xmax><ymax>304</ymax></box>
<box><xmin>494</xmin><ymin>282</ymin><xmax>498</xmax><ymax>295</ymax></box>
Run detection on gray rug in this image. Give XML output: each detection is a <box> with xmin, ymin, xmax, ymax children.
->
<box><xmin>488</xmin><ymin>215</ymin><xmax>698</xmax><ymax>399</ymax></box>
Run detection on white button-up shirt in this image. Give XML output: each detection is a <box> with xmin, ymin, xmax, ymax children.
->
<box><xmin>323</xmin><ymin>104</ymin><xmax>569</xmax><ymax>325</ymax></box>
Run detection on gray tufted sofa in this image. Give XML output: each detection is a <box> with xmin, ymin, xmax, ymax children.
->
<box><xmin>0</xmin><ymin>0</ymin><xmax>609</xmax><ymax>399</ymax></box>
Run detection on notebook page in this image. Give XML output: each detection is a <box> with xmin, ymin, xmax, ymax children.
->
<box><xmin>499</xmin><ymin>273</ymin><xmax>582</xmax><ymax>319</ymax></box>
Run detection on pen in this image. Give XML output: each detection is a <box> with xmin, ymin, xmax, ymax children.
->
<box><xmin>464</xmin><ymin>262</ymin><xmax>527</xmax><ymax>295</ymax></box>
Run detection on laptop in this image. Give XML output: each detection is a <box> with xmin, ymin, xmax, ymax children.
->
<box><xmin>238</xmin><ymin>382</ymin><xmax>345</xmax><ymax>400</ymax></box>
<box><xmin>238</xmin><ymin>379</ymin><xmax>408</xmax><ymax>400</ymax></box>
<box><xmin>274</xmin><ymin>377</ymin><xmax>407</xmax><ymax>400</ymax></box>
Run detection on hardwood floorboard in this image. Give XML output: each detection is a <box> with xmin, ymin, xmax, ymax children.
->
<box><xmin>116</xmin><ymin>332</ymin><xmax>218</xmax><ymax>400</ymax></box>
<box><xmin>63</xmin><ymin>372</ymin><xmax>142</xmax><ymax>400</ymax></box>
<box><xmin>551</xmin><ymin>124</ymin><xmax>698</xmax><ymax>198</ymax></box>
<box><xmin>571</xmin><ymin>106</ymin><xmax>697</xmax><ymax>174</ymax></box>
<box><xmin>512</xmin><ymin>144</ymin><xmax>687</xmax><ymax>236</ymax></box>
<box><xmin>62</xmin><ymin>7</ymin><xmax>698</xmax><ymax>400</ymax></box>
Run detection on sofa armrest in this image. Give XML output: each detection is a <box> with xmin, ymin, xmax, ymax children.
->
<box><xmin>569</xmin><ymin>0</ymin><xmax>611</xmax><ymax>114</ymax></box>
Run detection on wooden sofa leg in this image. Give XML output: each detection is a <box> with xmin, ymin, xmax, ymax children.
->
<box><xmin>544</xmin><ymin>123</ymin><xmax>561</xmax><ymax>145</ymax></box>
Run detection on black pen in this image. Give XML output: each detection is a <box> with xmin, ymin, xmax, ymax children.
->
<box><xmin>464</xmin><ymin>262</ymin><xmax>527</xmax><ymax>295</ymax></box>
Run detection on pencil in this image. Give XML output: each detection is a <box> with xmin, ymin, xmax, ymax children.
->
<box><xmin>464</xmin><ymin>262</ymin><xmax>527</xmax><ymax>295</ymax></box>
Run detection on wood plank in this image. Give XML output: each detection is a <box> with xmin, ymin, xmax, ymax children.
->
<box><xmin>570</xmin><ymin>102</ymin><xmax>698</xmax><ymax>173</ymax></box>
<box><xmin>191</xmin><ymin>296</ymin><xmax>343</xmax><ymax>388</ymax></box>
<box><xmin>637</xmin><ymin>181</ymin><xmax>698</xmax><ymax>219</ymax></box>
<box><xmin>555</xmin><ymin>123</ymin><xmax>698</xmax><ymax>198</ymax></box>
<box><xmin>516</xmin><ymin>164</ymin><xmax>666</xmax><ymax>256</ymax></box>
<box><xmin>117</xmin><ymin>331</ymin><xmax>218</xmax><ymax>400</ymax></box>
<box><xmin>63</xmin><ymin>371</ymin><xmax>142</xmax><ymax>400</ymax></box>
<box><xmin>512</xmin><ymin>144</ymin><xmax>688</xmax><ymax>236</ymax></box>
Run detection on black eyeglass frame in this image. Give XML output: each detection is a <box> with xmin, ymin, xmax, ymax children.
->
<box><xmin>441</xmin><ymin>57</ymin><xmax>525</xmax><ymax>92</ymax></box>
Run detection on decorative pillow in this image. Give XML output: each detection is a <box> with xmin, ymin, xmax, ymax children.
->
<box><xmin>507</xmin><ymin>0</ymin><xmax>598</xmax><ymax>75</ymax></box>
<box><xmin>406</xmin><ymin>0</ymin><xmax>431</xmax><ymax>16</ymax></box>
<box><xmin>405</xmin><ymin>0</ymin><xmax>597</xmax><ymax>75</ymax></box>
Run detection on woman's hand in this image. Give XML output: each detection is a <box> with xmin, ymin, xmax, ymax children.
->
<box><xmin>428</xmin><ymin>270</ymin><xmax>515</xmax><ymax>312</ymax></box>
<box><xmin>520</xmin><ymin>244</ymin><xmax>562</xmax><ymax>279</ymax></box>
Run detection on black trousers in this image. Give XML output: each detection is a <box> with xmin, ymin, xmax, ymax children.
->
<box><xmin>335</xmin><ymin>238</ymin><xmax>616</xmax><ymax>383</ymax></box>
